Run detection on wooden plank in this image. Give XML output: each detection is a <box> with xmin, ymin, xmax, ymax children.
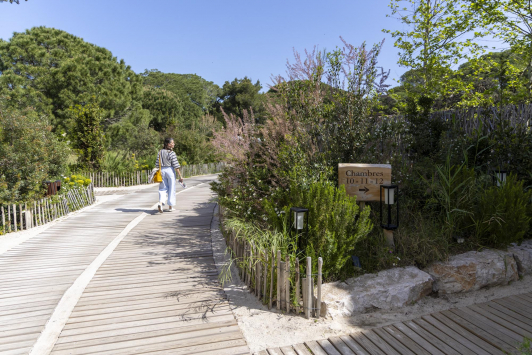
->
<box><xmin>450</xmin><ymin>307</ymin><xmax>522</xmax><ymax>342</ymax></box>
<box><xmin>439</xmin><ymin>310</ymin><xmax>517</xmax><ymax>353</ymax></box>
<box><xmin>470</xmin><ymin>304</ymin><xmax>532</xmax><ymax>338</ymax></box>
<box><xmin>507</xmin><ymin>295</ymin><xmax>532</xmax><ymax>310</ymax></box>
<box><xmin>382</xmin><ymin>326</ymin><xmax>431</xmax><ymax>355</ymax></box>
<box><xmin>371</xmin><ymin>328</ymin><xmax>416</xmax><ymax>355</ymax></box>
<box><xmin>392</xmin><ymin>323</ymin><xmax>446</xmax><ymax>355</ymax></box>
<box><xmin>409</xmin><ymin>318</ymin><xmax>478</xmax><ymax>355</ymax></box>
<box><xmin>349</xmin><ymin>332</ymin><xmax>386</xmax><ymax>355</ymax></box>
<box><xmin>362</xmin><ymin>330</ymin><xmax>401</xmax><ymax>355</ymax></box>
<box><xmin>327</xmin><ymin>336</ymin><xmax>358</xmax><ymax>355</ymax></box>
<box><xmin>267</xmin><ymin>348</ymin><xmax>283</xmax><ymax>355</ymax></box>
<box><xmin>422</xmin><ymin>314</ymin><xmax>499</xmax><ymax>355</ymax></box>
<box><xmin>483</xmin><ymin>301</ymin><xmax>532</xmax><ymax>327</ymax></box>
<box><xmin>304</xmin><ymin>340</ymin><xmax>328</xmax><ymax>355</ymax></box>
<box><xmin>52</xmin><ymin>330</ymin><xmax>244</xmax><ymax>355</ymax></box>
<box><xmin>280</xmin><ymin>346</ymin><xmax>298</xmax><ymax>355</ymax></box>
<box><xmin>292</xmin><ymin>343</ymin><xmax>312</xmax><ymax>355</ymax></box>
<box><xmin>317</xmin><ymin>339</ymin><xmax>341</xmax><ymax>355</ymax></box>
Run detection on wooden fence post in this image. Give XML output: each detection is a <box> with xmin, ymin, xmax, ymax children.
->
<box><xmin>276</xmin><ymin>250</ymin><xmax>281</xmax><ymax>310</ymax></box>
<box><xmin>263</xmin><ymin>253</ymin><xmax>267</xmax><ymax>302</ymax></box>
<box><xmin>13</xmin><ymin>204</ymin><xmax>17</xmax><ymax>232</ymax></box>
<box><xmin>279</xmin><ymin>261</ymin><xmax>286</xmax><ymax>311</ymax></box>
<box><xmin>305</xmin><ymin>257</ymin><xmax>311</xmax><ymax>319</ymax></box>
<box><xmin>269</xmin><ymin>250</ymin><xmax>274</xmax><ymax>310</ymax></box>
<box><xmin>317</xmin><ymin>257</ymin><xmax>322</xmax><ymax>318</ymax></box>
<box><xmin>285</xmin><ymin>255</ymin><xmax>290</xmax><ymax>313</ymax></box>
<box><xmin>1</xmin><ymin>206</ymin><xmax>5</xmax><ymax>233</ymax></box>
<box><xmin>8</xmin><ymin>205</ymin><xmax>12</xmax><ymax>232</ymax></box>
<box><xmin>295</xmin><ymin>258</ymin><xmax>300</xmax><ymax>314</ymax></box>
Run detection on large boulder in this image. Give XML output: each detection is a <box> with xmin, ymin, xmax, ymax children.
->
<box><xmin>508</xmin><ymin>240</ymin><xmax>532</xmax><ymax>277</ymax></box>
<box><xmin>321</xmin><ymin>266</ymin><xmax>433</xmax><ymax>318</ymax></box>
<box><xmin>424</xmin><ymin>249</ymin><xmax>518</xmax><ymax>294</ymax></box>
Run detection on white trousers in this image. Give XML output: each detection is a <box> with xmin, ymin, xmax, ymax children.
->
<box><xmin>158</xmin><ymin>167</ymin><xmax>176</xmax><ymax>206</ymax></box>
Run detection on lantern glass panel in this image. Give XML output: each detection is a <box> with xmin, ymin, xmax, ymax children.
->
<box><xmin>385</xmin><ymin>188</ymin><xmax>395</xmax><ymax>205</ymax></box>
<box><xmin>294</xmin><ymin>211</ymin><xmax>305</xmax><ymax>230</ymax></box>
<box><xmin>496</xmin><ymin>172</ymin><xmax>507</xmax><ymax>187</ymax></box>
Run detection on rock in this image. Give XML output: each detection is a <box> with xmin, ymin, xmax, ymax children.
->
<box><xmin>508</xmin><ymin>240</ymin><xmax>532</xmax><ymax>277</ymax></box>
<box><xmin>321</xmin><ymin>266</ymin><xmax>433</xmax><ymax>318</ymax></box>
<box><xmin>424</xmin><ymin>249</ymin><xmax>518</xmax><ymax>294</ymax></box>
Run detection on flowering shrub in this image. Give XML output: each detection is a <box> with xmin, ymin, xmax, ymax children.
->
<box><xmin>62</xmin><ymin>174</ymin><xmax>91</xmax><ymax>191</ymax></box>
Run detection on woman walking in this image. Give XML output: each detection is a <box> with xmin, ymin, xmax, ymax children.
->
<box><xmin>155</xmin><ymin>138</ymin><xmax>184</xmax><ymax>213</ymax></box>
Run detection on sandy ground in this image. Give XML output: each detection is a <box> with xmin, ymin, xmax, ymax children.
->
<box><xmin>210</xmin><ymin>205</ymin><xmax>532</xmax><ymax>353</ymax></box>
<box><xmin>0</xmin><ymin>194</ymin><xmax>121</xmax><ymax>256</ymax></box>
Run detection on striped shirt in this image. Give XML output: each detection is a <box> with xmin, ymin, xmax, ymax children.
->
<box><xmin>155</xmin><ymin>149</ymin><xmax>181</xmax><ymax>169</ymax></box>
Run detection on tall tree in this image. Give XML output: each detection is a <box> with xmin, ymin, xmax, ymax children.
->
<box><xmin>470</xmin><ymin>0</ymin><xmax>532</xmax><ymax>100</ymax></box>
<box><xmin>141</xmin><ymin>87</ymin><xmax>183</xmax><ymax>131</ymax></box>
<box><xmin>214</xmin><ymin>77</ymin><xmax>266</xmax><ymax>123</ymax></box>
<box><xmin>141</xmin><ymin>69</ymin><xmax>220</xmax><ymax>129</ymax></box>
<box><xmin>69</xmin><ymin>101</ymin><xmax>105</xmax><ymax>170</ymax></box>
<box><xmin>384</xmin><ymin>0</ymin><xmax>486</xmax><ymax>98</ymax></box>
<box><xmin>0</xmin><ymin>27</ymin><xmax>141</xmax><ymax>135</ymax></box>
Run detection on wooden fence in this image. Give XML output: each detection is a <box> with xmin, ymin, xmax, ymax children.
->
<box><xmin>381</xmin><ymin>102</ymin><xmax>532</xmax><ymax>136</ymax></box>
<box><xmin>84</xmin><ymin>162</ymin><xmax>225</xmax><ymax>188</ymax></box>
<box><xmin>1</xmin><ymin>185</ymin><xmax>95</xmax><ymax>235</ymax></box>
<box><xmin>220</xmin><ymin>207</ymin><xmax>325</xmax><ymax>319</ymax></box>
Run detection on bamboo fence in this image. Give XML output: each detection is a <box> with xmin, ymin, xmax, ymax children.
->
<box><xmin>0</xmin><ymin>185</ymin><xmax>95</xmax><ymax>235</ymax></box>
<box><xmin>219</xmin><ymin>206</ymin><xmax>325</xmax><ymax>319</ymax></box>
<box><xmin>84</xmin><ymin>162</ymin><xmax>225</xmax><ymax>188</ymax></box>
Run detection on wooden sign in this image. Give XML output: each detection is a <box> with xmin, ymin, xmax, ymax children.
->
<box><xmin>338</xmin><ymin>163</ymin><xmax>392</xmax><ymax>202</ymax></box>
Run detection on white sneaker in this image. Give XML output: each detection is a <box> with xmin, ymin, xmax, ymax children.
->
<box><xmin>157</xmin><ymin>203</ymin><xmax>163</xmax><ymax>213</ymax></box>
<box><xmin>168</xmin><ymin>206</ymin><xmax>174</xmax><ymax>212</ymax></box>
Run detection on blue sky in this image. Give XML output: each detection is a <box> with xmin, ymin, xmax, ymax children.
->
<box><xmin>0</xmin><ymin>0</ymin><xmax>408</xmax><ymax>90</ymax></box>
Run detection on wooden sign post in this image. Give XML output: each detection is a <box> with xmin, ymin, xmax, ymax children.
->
<box><xmin>338</xmin><ymin>163</ymin><xmax>394</xmax><ymax>247</ymax></box>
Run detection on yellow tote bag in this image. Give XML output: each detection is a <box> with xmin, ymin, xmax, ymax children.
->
<box><xmin>154</xmin><ymin>151</ymin><xmax>163</xmax><ymax>183</ymax></box>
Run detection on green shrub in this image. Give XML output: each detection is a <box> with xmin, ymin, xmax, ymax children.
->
<box><xmin>473</xmin><ymin>174</ymin><xmax>532</xmax><ymax>247</ymax></box>
<box><xmin>263</xmin><ymin>180</ymin><xmax>373</xmax><ymax>280</ymax></box>
<box><xmin>517</xmin><ymin>337</ymin><xmax>532</xmax><ymax>355</ymax></box>
<box><xmin>0</xmin><ymin>102</ymin><xmax>70</xmax><ymax>203</ymax></box>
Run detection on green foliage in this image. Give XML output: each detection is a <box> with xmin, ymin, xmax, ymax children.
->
<box><xmin>106</xmin><ymin>102</ymin><xmax>160</xmax><ymax>159</ymax></box>
<box><xmin>69</xmin><ymin>101</ymin><xmax>105</xmax><ymax>171</ymax></box>
<box><xmin>517</xmin><ymin>337</ymin><xmax>532</xmax><ymax>355</ymax></box>
<box><xmin>407</xmin><ymin>95</ymin><xmax>447</xmax><ymax>159</ymax></box>
<box><xmin>214</xmin><ymin>77</ymin><xmax>267</xmax><ymax>123</ymax></box>
<box><xmin>425</xmin><ymin>155</ymin><xmax>478</xmax><ymax>239</ymax></box>
<box><xmin>262</xmin><ymin>181</ymin><xmax>373</xmax><ymax>279</ymax></box>
<box><xmin>473</xmin><ymin>174</ymin><xmax>532</xmax><ymax>247</ymax></box>
<box><xmin>62</xmin><ymin>174</ymin><xmax>91</xmax><ymax>191</ymax></box>
<box><xmin>384</xmin><ymin>0</ymin><xmax>487</xmax><ymax>98</ymax></box>
<box><xmin>0</xmin><ymin>27</ymin><xmax>141</xmax><ymax>135</ymax></box>
<box><xmin>99</xmin><ymin>151</ymin><xmax>148</xmax><ymax>173</ymax></box>
<box><xmin>141</xmin><ymin>69</ymin><xmax>220</xmax><ymax>128</ymax></box>
<box><xmin>0</xmin><ymin>101</ymin><xmax>70</xmax><ymax>203</ymax></box>
<box><xmin>141</xmin><ymin>87</ymin><xmax>183</xmax><ymax>131</ymax></box>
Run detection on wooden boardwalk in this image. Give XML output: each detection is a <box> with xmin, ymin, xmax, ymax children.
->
<box><xmin>260</xmin><ymin>292</ymin><xmax>532</xmax><ymax>355</ymax></box>
<box><xmin>0</xmin><ymin>176</ymin><xmax>249</xmax><ymax>355</ymax></box>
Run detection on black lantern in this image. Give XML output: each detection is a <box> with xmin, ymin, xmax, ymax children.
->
<box><xmin>380</xmin><ymin>185</ymin><xmax>399</xmax><ymax>230</ymax></box>
<box><xmin>290</xmin><ymin>207</ymin><xmax>309</xmax><ymax>252</ymax></box>
<box><xmin>492</xmin><ymin>169</ymin><xmax>508</xmax><ymax>187</ymax></box>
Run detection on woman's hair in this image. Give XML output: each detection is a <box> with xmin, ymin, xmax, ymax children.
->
<box><xmin>163</xmin><ymin>138</ymin><xmax>174</xmax><ymax>150</ymax></box>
